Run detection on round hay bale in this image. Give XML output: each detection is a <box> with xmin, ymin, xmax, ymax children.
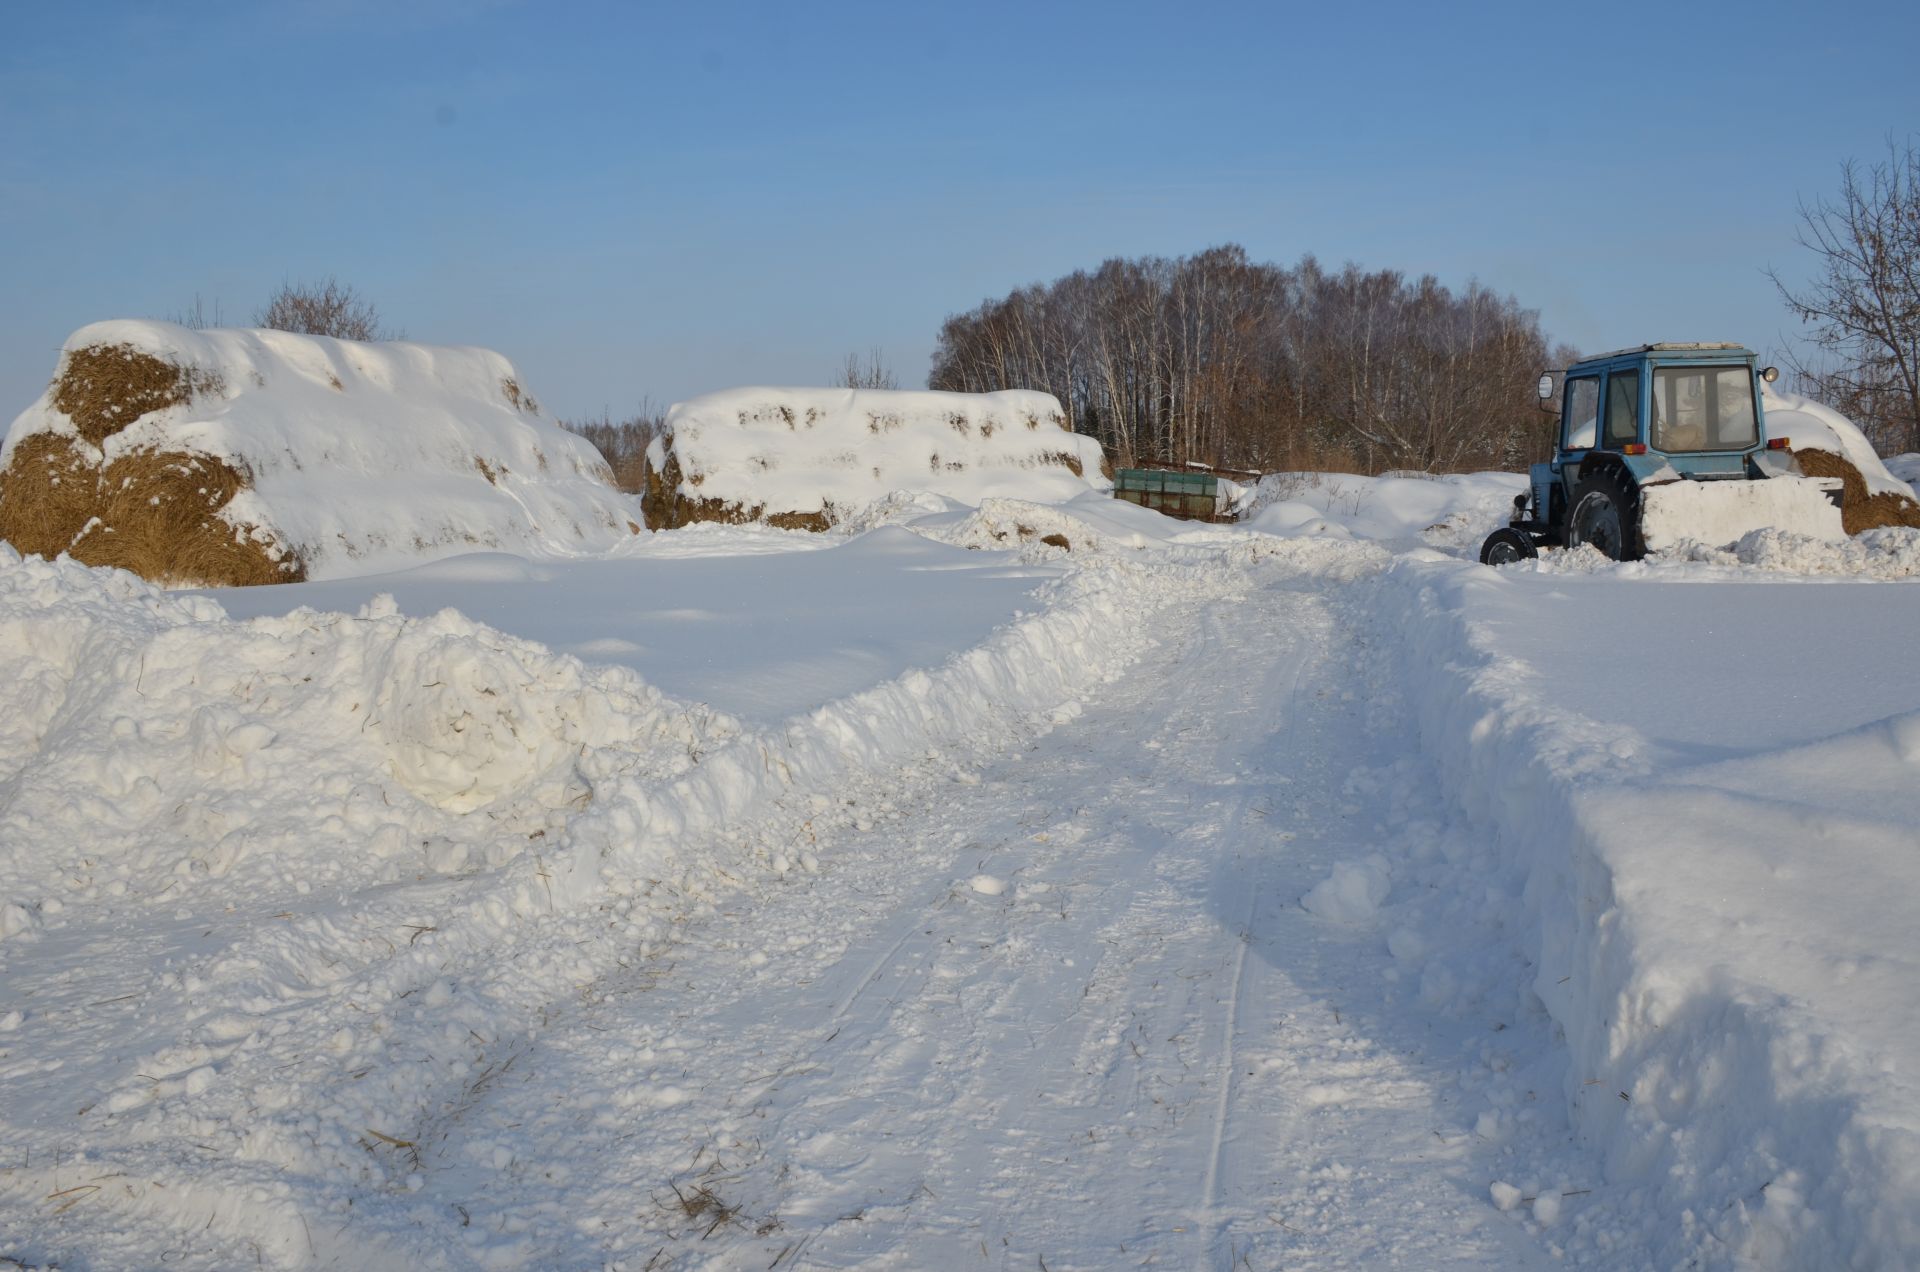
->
<box><xmin>1792</xmin><ymin>447</ymin><xmax>1920</xmax><ymax>536</ymax></box>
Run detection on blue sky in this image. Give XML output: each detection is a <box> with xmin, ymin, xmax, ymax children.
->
<box><xmin>3</xmin><ymin>0</ymin><xmax>1917</xmax><ymax>421</ymax></box>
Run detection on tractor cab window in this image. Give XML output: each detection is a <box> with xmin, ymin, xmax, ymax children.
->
<box><xmin>1651</xmin><ymin>365</ymin><xmax>1758</xmax><ymax>452</ymax></box>
<box><xmin>1604</xmin><ymin>369</ymin><xmax>1640</xmax><ymax>447</ymax></box>
<box><xmin>1563</xmin><ymin>376</ymin><xmax>1599</xmax><ymax>450</ymax></box>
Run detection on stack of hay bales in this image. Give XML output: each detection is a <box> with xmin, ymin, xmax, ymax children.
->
<box><xmin>1765</xmin><ymin>386</ymin><xmax>1920</xmax><ymax>534</ymax></box>
<box><xmin>0</xmin><ymin>321</ymin><xmax>642</xmax><ymax>585</ymax></box>
<box><xmin>642</xmin><ymin>386</ymin><xmax>1111</xmax><ymax>531</ymax></box>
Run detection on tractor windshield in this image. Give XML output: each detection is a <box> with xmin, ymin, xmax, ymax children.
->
<box><xmin>1650</xmin><ymin>365</ymin><xmax>1757</xmax><ymax>452</ymax></box>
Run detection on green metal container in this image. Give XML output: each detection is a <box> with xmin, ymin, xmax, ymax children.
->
<box><xmin>1113</xmin><ymin>468</ymin><xmax>1226</xmax><ymax>521</ymax></box>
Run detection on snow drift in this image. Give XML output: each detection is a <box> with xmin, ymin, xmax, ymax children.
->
<box><xmin>0</xmin><ymin>321</ymin><xmax>642</xmax><ymax>584</ymax></box>
<box><xmin>641</xmin><ymin>386</ymin><xmax>1111</xmax><ymax>530</ymax></box>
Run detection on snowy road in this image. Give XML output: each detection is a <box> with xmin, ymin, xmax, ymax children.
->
<box><xmin>386</xmin><ymin>565</ymin><xmax>1574</xmax><ymax>1270</ymax></box>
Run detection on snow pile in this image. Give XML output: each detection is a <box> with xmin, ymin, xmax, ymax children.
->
<box><xmin>0</xmin><ymin>544</ymin><xmax>728</xmax><ymax>918</ymax></box>
<box><xmin>1662</xmin><ymin>525</ymin><xmax>1920</xmax><ymax>577</ymax></box>
<box><xmin>1359</xmin><ymin>557</ymin><xmax>1920</xmax><ymax>1267</ymax></box>
<box><xmin>907</xmin><ymin>492</ymin><xmax>1397</xmax><ymax>581</ymax></box>
<box><xmin>1245</xmin><ymin>470</ymin><xmax>1526</xmax><ymax>553</ymax></box>
<box><xmin>642</xmin><ymin>386</ymin><xmax>1110</xmax><ymax>530</ymax></box>
<box><xmin>1</xmin><ymin>320</ymin><xmax>641</xmax><ymax>581</ymax></box>
<box><xmin>916</xmin><ymin>491</ymin><xmax>1196</xmax><ymax>556</ymax></box>
<box><xmin>1886</xmin><ymin>452</ymin><xmax>1920</xmax><ymax>492</ymax></box>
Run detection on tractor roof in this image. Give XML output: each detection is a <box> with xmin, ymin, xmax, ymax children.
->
<box><xmin>1574</xmin><ymin>342</ymin><xmax>1754</xmax><ymax>367</ymax></box>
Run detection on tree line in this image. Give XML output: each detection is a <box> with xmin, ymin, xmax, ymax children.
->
<box><xmin>189</xmin><ymin>135</ymin><xmax>1920</xmax><ymax>484</ymax></box>
<box><xmin>929</xmin><ymin>244</ymin><xmax>1571</xmax><ymax>475</ymax></box>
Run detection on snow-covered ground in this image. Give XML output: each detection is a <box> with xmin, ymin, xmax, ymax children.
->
<box><xmin>3</xmin><ymin>474</ymin><xmax>1919</xmax><ymax>1270</ymax></box>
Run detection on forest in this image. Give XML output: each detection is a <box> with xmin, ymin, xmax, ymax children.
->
<box><xmin>929</xmin><ymin>244</ymin><xmax>1572</xmax><ymax>475</ymax></box>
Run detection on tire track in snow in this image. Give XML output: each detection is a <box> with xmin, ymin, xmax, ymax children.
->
<box><xmin>348</xmin><ymin>562</ymin><xmax>1581</xmax><ymax>1270</ymax></box>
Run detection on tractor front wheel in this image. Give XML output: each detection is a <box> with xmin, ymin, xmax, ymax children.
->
<box><xmin>1479</xmin><ymin>526</ymin><xmax>1539</xmax><ymax>566</ymax></box>
<box><xmin>1566</xmin><ymin>473</ymin><xmax>1644</xmax><ymax>561</ymax></box>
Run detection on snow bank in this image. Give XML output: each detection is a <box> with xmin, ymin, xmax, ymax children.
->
<box><xmin>1358</xmin><ymin>558</ymin><xmax>1920</xmax><ymax>1267</ymax></box>
<box><xmin>642</xmin><ymin>386</ymin><xmax>1110</xmax><ymax>530</ymax></box>
<box><xmin>2</xmin><ymin>320</ymin><xmax>641</xmax><ymax>581</ymax></box>
<box><xmin>1663</xmin><ymin>526</ymin><xmax>1920</xmax><ymax>578</ymax></box>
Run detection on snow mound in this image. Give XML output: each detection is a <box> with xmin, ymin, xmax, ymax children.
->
<box><xmin>1245</xmin><ymin>470</ymin><xmax>1527</xmax><ymax>553</ymax></box>
<box><xmin>907</xmin><ymin>493</ymin><xmax>1395</xmax><ymax>580</ymax></box>
<box><xmin>1666</xmin><ymin>525</ymin><xmax>1920</xmax><ymax>577</ymax></box>
<box><xmin>0</xmin><ymin>545</ymin><xmax>728</xmax><ymax>918</ymax></box>
<box><xmin>1</xmin><ymin>320</ymin><xmax>642</xmax><ymax>582</ymax></box>
<box><xmin>641</xmin><ymin>386</ymin><xmax>1110</xmax><ymax>530</ymax></box>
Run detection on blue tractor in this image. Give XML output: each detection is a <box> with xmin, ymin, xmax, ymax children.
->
<box><xmin>1480</xmin><ymin>343</ymin><xmax>1842</xmax><ymax>564</ymax></box>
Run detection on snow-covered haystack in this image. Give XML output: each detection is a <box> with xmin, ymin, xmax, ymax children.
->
<box><xmin>0</xmin><ymin>321</ymin><xmax>642</xmax><ymax>585</ymax></box>
<box><xmin>641</xmin><ymin>386</ymin><xmax>1110</xmax><ymax>531</ymax></box>
<box><xmin>1764</xmin><ymin>386</ymin><xmax>1920</xmax><ymax>535</ymax></box>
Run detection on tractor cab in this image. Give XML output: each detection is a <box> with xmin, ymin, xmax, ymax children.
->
<box><xmin>1481</xmin><ymin>343</ymin><xmax>1834</xmax><ymax>564</ymax></box>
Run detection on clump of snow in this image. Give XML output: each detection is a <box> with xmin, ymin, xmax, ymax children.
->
<box><xmin>3</xmin><ymin>320</ymin><xmax>641</xmax><ymax>580</ymax></box>
<box><xmin>1763</xmin><ymin>385</ymin><xmax>1913</xmax><ymax>501</ymax></box>
<box><xmin>1300</xmin><ymin>857</ymin><xmax>1391</xmax><ymax>923</ymax></box>
<box><xmin>644</xmin><ymin>386</ymin><xmax>1110</xmax><ymax>529</ymax></box>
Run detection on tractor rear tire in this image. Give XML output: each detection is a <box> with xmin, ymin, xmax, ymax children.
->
<box><xmin>1567</xmin><ymin>472</ymin><xmax>1644</xmax><ymax>561</ymax></box>
<box><xmin>1479</xmin><ymin>527</ymin><xmax>1539</xmax><ymax>566</ymax></box>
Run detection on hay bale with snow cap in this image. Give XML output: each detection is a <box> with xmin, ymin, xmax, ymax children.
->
<box><xmin>1763</xmin><ymin>386</ymin><xmax>1920</xmax><ymax>535</ymax></box>
<box><xmin>0</xmin><ymin>321</ymin><xmax>642</xmax><ymax>586</ymax></box>
<box><xmin>641</xmin><ymin>387</ymin><xmax>1111</xmax><ymax>531</ymax></box>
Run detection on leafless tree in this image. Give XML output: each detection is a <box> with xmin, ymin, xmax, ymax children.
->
<box><xmin>169</xmin><ymin>294</ymin><xmax>226</xmax><ymax>330</ymax></box>
<box><xmin>256</xmin><ymin>276</ymin><xmax>396</xmax><ymax>342</ymax></box>
<box><xmin>561</xmin><ymin>400</ymin><xmax>668</xmax><ymax>492</ymax></box>
<box><xmin>836</xmin><ymin>349</ymin><xmax>899</xmax><ymax>390</ymax></box>
<box><xmin>931</xmin><ymin>244</ymin><xmax>1555</xmax><ymax>474</ymax></box>
<box><xmin>1770</xmin><ymin>137</ymin><xmax>1920</xmax><ymax>453</ymax></box>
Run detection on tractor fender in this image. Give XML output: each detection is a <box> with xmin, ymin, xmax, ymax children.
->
<box><xmin>1570</xmin><ymin>452</ymin><xmax>1642</xmax><ymax>496</ymax></box>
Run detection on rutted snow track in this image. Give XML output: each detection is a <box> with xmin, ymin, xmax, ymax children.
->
<box><xmin>368</xmin><ymin>566</ymin><xmax>1577</xmax><ymax>1270</ymax></box>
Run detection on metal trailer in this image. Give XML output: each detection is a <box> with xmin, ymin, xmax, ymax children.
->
<box><xmin>1113</xmin><ymin>468</ymin><xmax>1234</xmax><ymax>522</ymax></box>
